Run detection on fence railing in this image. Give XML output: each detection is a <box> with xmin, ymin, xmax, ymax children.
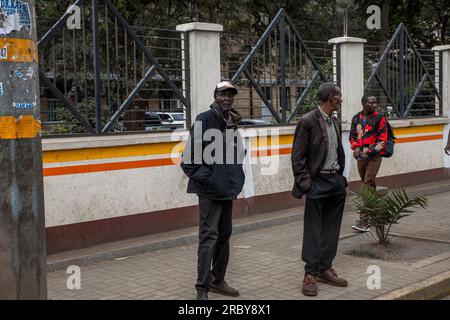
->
<box><xmin>37</xmin><ymin>4</ymin><xmax>444</xmax><ymax>137</ymax></box>
<box><xmin>364</xmin><ymin>23</ymin><xmax>441</xmax><ymax>118</ymax></box>
<box><xmin>221</xmin><ymin>8</ymin><xmax>332</xmax><ymax>126</ymax></box>
<box><xmin>221</xmin><ymin>34</ymin><xmax>335</xmax><ymax>125</ymax></box>
<box><xmin>38</xmin><ymin>0</ymin><xmax>190</xmax><ymax>136</ymax></box>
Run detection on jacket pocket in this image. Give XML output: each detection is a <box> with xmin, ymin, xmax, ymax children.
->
<box><xmin>203</xmin><ymin>165</ymin><xmax>230</xmax><ymax>198</ymax></box>
<box><xmin>192</xmin><ymin>165</ymin><xmax>212</xmax><ymax>183</ymax></box>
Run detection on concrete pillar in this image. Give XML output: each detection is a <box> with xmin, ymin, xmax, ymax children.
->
<box><xmin>432</xmin><ymin>45</ymin><xmax>450</xmax><ymax>168</ymax></box>
<box><xmin>176</xmin><ymin>22</ymin><xmax>223</xmax><ymax>123</ymax></box>
<box><xmin>328</xmin><ymin>37</ymin><xmax>367</xmax><ymax>125</ymax></box>
<box><xmin>328</xmin><ymin>37</ymin><xmax>367</xmax><ymax>179</ymax></box>
<box><xmin>0</xmin><ymin>0</ymin><xmax>47</xmax><ymax>299</ymax></box>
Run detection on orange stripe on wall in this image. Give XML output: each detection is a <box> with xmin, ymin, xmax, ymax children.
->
<box><xmin>395</xmin><ymin>134</ymin><xmax>443</xmax><ymax>143</ymax></box>
<box><xmin>250</xmin><ymin>147</ymin><xmax>292</xmax><ymax>157</ymax></box>
<box><xmin>44</xmin><ymin>157</ymin><xmax>181</xmax><ymax>177</ymax></box>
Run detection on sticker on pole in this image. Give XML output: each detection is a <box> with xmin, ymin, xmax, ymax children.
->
<box><xmin>0</xmin><ymin>0</ymin><xmax>32</xmax><ymax>35</ymax></box>
<box><xmin>0</xmin><ymin>82</ymin><xmax>3</xmax><ymax>96</ymax></box>
<box><xmin>0</xmin><ymin>46</ymin><xmax>7</xmax><ymax>59</ymax></box>
<box><xmin>14</xmin><ymin>102</ymin><xmax>35</xmax><ymax>109</ymax></box>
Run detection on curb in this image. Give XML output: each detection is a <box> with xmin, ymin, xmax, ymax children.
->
<box><xmin>375</xmin><ymin>271</ymin><xmax>450</xmax><ymax>300</ymax></box>
<box><xmin>47</xmin><ymin>181</ymin><xmax>450</xmax><ymax>272</ymax></box>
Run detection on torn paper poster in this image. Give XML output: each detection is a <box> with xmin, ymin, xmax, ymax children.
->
<box><xmin>0</xmin><ymin>0</ymin><xmax>31</xmax><ymax>35</ymax></box>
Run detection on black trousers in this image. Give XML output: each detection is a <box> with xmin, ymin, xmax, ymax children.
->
<box><xmin>302</xmin><ymin>174</ymin><xmax>346</xmax><ymax>276</ymax></box>
<box><xmin>196</xmin><ymin>196</ymin><xmax>233</xmax><ymax>290</ymax></box>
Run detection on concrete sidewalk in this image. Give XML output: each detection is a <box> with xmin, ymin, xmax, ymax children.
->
<box><xmin>47</xmin><ymin>181</ymin><xmax>450</xmax><ymax>300</ymax></box>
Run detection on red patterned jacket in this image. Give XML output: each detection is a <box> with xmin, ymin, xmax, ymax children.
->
<box><xmin>349</xmin><ymin>111</ymin><xmax>388</xmax><ymax>157</ymax></box>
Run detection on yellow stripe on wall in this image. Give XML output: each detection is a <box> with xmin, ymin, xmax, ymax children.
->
<box><xmin>44</xmin><ymin>142</ymin><xmax>185</xmax><ymax>163</ymax></box>
<box><xmin>393</xmin><ymin>124</ymin><xmax>444</xmax><ymax>136</ymax></box>
<box><xmin>252</xmin><ymin>135</ymin><xmax>294</xmax><ymax>148</ymax></box>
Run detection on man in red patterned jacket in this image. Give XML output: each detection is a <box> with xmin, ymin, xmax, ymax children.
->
<box><xmin>349</xmin><ymin>95</ymin><xmax>388</xmax><ymax>232</ymax></box>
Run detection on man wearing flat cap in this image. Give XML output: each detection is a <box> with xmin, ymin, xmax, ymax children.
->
<box><xmin>181</xmin><ymin>81</ymin><xmax>246</xmax><ymax>300</ymax></box>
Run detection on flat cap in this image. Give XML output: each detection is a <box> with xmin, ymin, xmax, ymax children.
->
<box><xmin>215</xmin><ymin>81</ymin><xmax>238</xmax><ymax>95</ymax></box>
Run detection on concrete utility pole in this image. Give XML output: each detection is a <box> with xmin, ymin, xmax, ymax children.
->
<box><xmin>0</xmin><ymin>0</ymin><xmax>47</xmax><ymax>299</ymax></box>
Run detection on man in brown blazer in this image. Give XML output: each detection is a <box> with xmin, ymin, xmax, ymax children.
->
<box><xmin>291</xmin><ymin>82</ymin><xmax>348</xmax><ymax>297</ymax></box>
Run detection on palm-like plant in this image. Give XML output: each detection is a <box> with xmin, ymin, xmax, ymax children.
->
<box><xmin>353</xmin><ymin>187</ymin><xmax>428</xmax><ymax>245</ymax></box>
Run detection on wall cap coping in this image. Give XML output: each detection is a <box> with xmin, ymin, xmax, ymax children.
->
<box><xmin>42</xmin><ymin>126</ymin><xmax>298</xmax><ymax>151</ymax></box>
<box><xmin>432</xmin><ymin>45</ymin><xmax>450</xmax><ymax>51</ymax></box>
<box><xmin>328</xmin><ymin>37</ymin><xmax>367</xmax><ymax>44</ymax></box>
<box><xmin>176</xmin><ymin>22</ymin><xmax>223</xmax><ymax>33</ymax></box>
<box><xmin>43</xmin><ymin>119</ymin><xmax>449</xmax><ymax>151</ymax></box>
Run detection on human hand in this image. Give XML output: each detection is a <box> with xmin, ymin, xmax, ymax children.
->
<box><xmin>353</xmin><ymin>150</ymin><xmax>360</xmax><ymax>159</ymax></box>
<box><xmin>359</xmin><ymin>152</ymin><xmax>369</xmax><ymax>159</ymax></box>
<box><xmin>445</xmin><ymin>143</ymin><xmax>450</xmax><ymax>156</ymax></box>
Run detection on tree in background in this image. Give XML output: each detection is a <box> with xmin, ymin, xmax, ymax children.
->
<box><xmin>37</xmin><ymin>0</ymin><xmax>450</xmax><ymax>46</ymax></box>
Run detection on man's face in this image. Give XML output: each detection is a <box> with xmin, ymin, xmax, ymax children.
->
<box><xmin>330</xmin><ymin>90</ymin><xmax>343</xmax><ymax>112</ymax></box>
<box><xmin>215</xmin><ymin>90</ymin><xmax>235</xmax><ymax>112</ymax></box>
<box><xmin>363</xmin><ymin>96</ymin><xmax>378</xmax><ymax>114</ymax></box>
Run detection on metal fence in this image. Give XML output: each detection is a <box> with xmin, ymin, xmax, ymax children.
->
<box><xmin>38</xmin><ymin>0</ymin><xmax>190</xmax><ymax>136</ymax></box>
<box><xmin>37</xmin><ymin>3</ymin><xmax>442</xmax><ymax>136</ymax></box>
<box><xmin>221</xmin><ymin>8</ymin><xmax>334</xmax><ymax>126</ymax></box>
<box><xmin>364</xmin><ymin>23</ymin><xmax>441</xmax><ymax>118</ymax></box>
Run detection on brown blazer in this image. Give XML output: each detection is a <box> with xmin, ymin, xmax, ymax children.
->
<box><xmin>291</xmin><ymin>108</ymin><xmax>346</xmax><ymax>199</ymax></box>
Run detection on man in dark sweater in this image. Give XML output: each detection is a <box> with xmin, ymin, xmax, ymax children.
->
<box><xmin>181</xmin><ymin>81</ymin><xmax>245</xmax><ymax>300</ymax></box>
<box><xmin>349</xmin><ymin>95</ymin><xmax>388</xmax><ymax>232</ymax></box>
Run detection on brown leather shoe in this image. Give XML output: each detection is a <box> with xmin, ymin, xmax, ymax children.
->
<box><xmin>316</xmin><ymin>268</ymin><xmax>348</xmax><ymax>287</ymax></box>
<box><xmin>302</xmin><ymin>274</ymin><xmax>318</xmax><ymax>296</ymax></box>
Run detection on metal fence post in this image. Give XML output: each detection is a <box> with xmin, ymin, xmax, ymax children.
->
<box><xmin>183</xmin><ymin>31</ymin><xmax>192</xmax><ymax>129</ymax></box>
<box><xmin>439</xmin><ymin>51</ymin><xmax>443</xmax><ymax>116</ymax></box>
<box><xmin>92</xmin><ymin>0</ymin><xmax>102</xmax><ymax>133</ymax></box>
<box><xmin>279</xmin><ymin>14</ymin><xmax>287</xmax><ymax>123</ymax></box>
<box><xmin>399</xmin><ymin>28</ymin><xmax>405</xmax><ymax>115</ymax></box>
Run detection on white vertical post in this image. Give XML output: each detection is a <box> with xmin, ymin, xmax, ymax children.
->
<box><xmin>176</xmin><ymin>22</ymin><xmax>223</xmax><ymax>123</ymax></box>
<box><xmin>328</xmin><ymin>37</ymin><xmax>367</xmax><ymax>179</ymax></box>
<box><xmin>432</xmin><ymin>45</ymin><xmax>450</xmax><ymax>168</ymax></box>
<box><xmin>328</xmin><ymin>37</ymin><xmax>367</xmax><ymax>125</ymax></box>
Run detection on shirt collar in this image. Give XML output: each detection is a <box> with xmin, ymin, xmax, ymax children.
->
<box><xmin>318</xmin><ymin>106</ymin><xmax>333</xmax><ymax>123</ymax></box>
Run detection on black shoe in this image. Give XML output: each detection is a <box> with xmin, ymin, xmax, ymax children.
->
<box><xmin>196</xmin><ymin>289</ymin><xmax>208</xmax><ymax>300</ymax></box>
<box><xmin>209</xmin><ymin>280</ymin><xmax>239</xmax><ymax>297</ymax></box>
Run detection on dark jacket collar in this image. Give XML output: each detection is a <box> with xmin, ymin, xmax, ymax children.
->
<box><xmin>210</xmin><ymin>102</ymin><xmax>242</xmax><ymax>129</ymax></box>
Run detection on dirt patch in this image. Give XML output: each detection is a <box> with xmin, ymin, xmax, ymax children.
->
<box><xmin>340</xmin><ymin>231</ymin><xmax>450</xmax><ymax>264</ymax></box>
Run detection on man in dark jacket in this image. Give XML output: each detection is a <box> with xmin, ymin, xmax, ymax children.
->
<box><xmin>181</xmin><ymin>81</ymin><xmax>245</xmax><ymax>300</ymax></box>
<box><xmin>291</xmin><ymin>82</ymin><xmax>348</xmax><ymax>297</ymax></box>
